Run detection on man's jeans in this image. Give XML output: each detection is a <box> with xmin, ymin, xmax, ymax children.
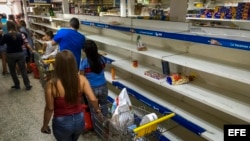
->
<box><xmin>52</xmin><ymin>112</ymin><xmax>84</xmax><ymax>141</ymax></box>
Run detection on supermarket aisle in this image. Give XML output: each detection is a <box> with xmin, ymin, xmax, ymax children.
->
<box><xmin>0</xmin><ymin>66</ymin><xmax>101</xmax><ymax>141</ymax></box>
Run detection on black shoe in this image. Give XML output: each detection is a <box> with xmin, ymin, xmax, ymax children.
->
<box><xmin>11</xmin><ymin>85</ymin><xmax>20</xmax><ymax>89</ymax></box>
<box><xmin>26</xmin><ymin>85</ymin><xmax>32</xmax><ymax>90</ymax></box>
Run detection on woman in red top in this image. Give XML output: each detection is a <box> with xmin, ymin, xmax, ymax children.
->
<box><xmin>41</xmin><ymin>50</ymin><xmax>102</xmax><ymax>141</ymax></box>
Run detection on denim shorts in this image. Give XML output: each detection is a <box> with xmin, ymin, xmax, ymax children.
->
<box><xmin>0</xmin><ymin>45</ymin><xmax>7</xmax><ymax>53</ymax></box>
<box><xmin>52</xmin><ymin>112</ymin><xmax>84</xmax><ymax>141</ymax></box>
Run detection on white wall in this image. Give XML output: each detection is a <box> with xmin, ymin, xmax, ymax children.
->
<box><xmin>0</xmin><ymin>4</ymin><xmax>12</xmax><ymax>16</ymax></box>
<box><xmin>0</xmin><ymin>0</ymin><xmax>22</xmax><ymax>18</ymax></box>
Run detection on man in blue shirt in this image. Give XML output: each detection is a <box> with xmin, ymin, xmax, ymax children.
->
<box><xmin>52</xmin><ymin>17</ymin><xmax>85</xmax><ymax>68</ymax></box>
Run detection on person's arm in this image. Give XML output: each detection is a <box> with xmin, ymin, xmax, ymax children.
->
<box><xmin>41</xmin><ymin>81</ymin><xmax>54</xmax><ymax>133</ymax></box>
<box><xmin>51</xmin><ymin>30</ymin><xmax>62</xmax><ymax>46</ymax></box>
<box><xmin>51</xmin><ymin>39</ymin><xmax>57</xmax><ymax>46</ymax></box>
<box><xmin>42</xmin><ymin>42</ymin><xmax>47</xmax><ymax>52</ymax></box>
<box><xmin>26</xmin><ymin>43</ymin><xmax>34</xmax><ymax>53</ymax></box>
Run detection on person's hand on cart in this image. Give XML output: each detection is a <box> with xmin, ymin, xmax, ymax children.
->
<box><xmin>95</xmin><ymin>109</ymin><xmax>104</xmax><ymax>122</ymax></box>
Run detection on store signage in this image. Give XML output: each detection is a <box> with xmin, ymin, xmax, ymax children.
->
<box><xmin>81</xmin><ymin>21</ymin><xmax>93</xmax><ymax>26</ymax></box>
<box><xmin>29</xmin><ymin>0</ymin><xmax>51</xmax><ymax>3</ymax></box>
<box><xmin>94</xmin><ymin>23</ymin><xmax>106</xmax><ymax>28</ymax></box>
<box><xmin>134</xmin><ymin>29</ymin><xmax>164</xmax><ymax>37</ymax></box>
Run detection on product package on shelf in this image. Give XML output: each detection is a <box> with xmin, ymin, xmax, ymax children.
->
<box><xmin>236</xmin><ymin>2</ymin><xmax>250</xmax><ymax>20</ymax></box>
<box><xmin>166</xmin><ymin>73</ymin><xmax>195</xmax><ymax>85</ymax></box>
<box><xmin>199</xmin><ymin>9</ymin><xmax>214</xmax><ymax>18</ymax></box>
<box><xmin>213</xmin><ymin>6</ymin><xmax>236</xmax><ymax>19</ymax></box>
<box><xmin>136</xmin><ymin>35</ymin><xmax>147</xmax><ymax>51</ymax></box>
<box><xmin>144</xmin><ymin>70</ymin><xmax>166</xmax><ymax>80</ymax></box>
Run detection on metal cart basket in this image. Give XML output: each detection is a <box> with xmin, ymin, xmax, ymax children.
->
<box><xmin>92</xmin><ymin>103</ymin><xmax>175</xmax><ymax>141</ymax></box>
<box><xmin>34</xmin><ymin>52</ymin><xmax>55</xmax><ymax>87</ymax></box>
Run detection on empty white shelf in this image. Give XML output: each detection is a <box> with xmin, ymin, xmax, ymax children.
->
<box><xmin>161</xmin><ymin>81</ymin><xmax>250</xmax><ymax>122</ymax></box>
<box><xmin>28</xmin><ymin>15</ymin><xmax>50</xmax><ymax>19</ymax></box>
<box><xmin>30</xmin><ymin>28</ymin><xmax>45</xmax><ymax>35</ymax></box>
<box><xmin>111</xmin><ymin>59</ymin><xmax>250</xmax><ymax>122</ymax></box>
<box><xmin>99</xmin><ymin>50</ymin><xmax>129</xmax><ymax>62</ymax></box>
<box><xmin>86</xmin><ymin>35</ymin><xmax>182</xmax><ymax>60</ymax></box>
<box><xmin>112</xmin><ymin>60</ymin><xmax>165</xmax><ymax>85</ymax></box>
<box><xmin>162</xmin><ymin>54</ymin><xmax>250</xmax><ymax>85</ymax></box>
<box><xmin>32</xmin><ymin>22</ymin><xmax>59</xmax><ymax>30</ymax></box>
<box><xmin>52</xmin><ymin>17</ymin><xmax>70</xmax><ymax>22</ymax></box>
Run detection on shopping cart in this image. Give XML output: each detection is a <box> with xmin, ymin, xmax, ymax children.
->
<box><xmin>34</xmin><ymin>52</ymin><xmax>55</xmax><ymax>87</ymax></box>
<box><xmin>40</xmin><ymin>59</ymin><xmax>55</xmax><ymax>87</ymax></box>
<box><xmin>92</xmin><ymin>103</ymin><xmax>175</xmax><ymax>141</ymax></box>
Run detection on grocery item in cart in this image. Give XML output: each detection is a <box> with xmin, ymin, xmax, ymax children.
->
<box><xmin>140</xmin><ymin>113</ymin><xmax>158</xmax><ymax>126</ymax></box>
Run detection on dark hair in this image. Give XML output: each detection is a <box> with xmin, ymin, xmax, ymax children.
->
<box><xmin>8</xmin><ymin>14</ymin><xmax>15</xmax><ymax>21</ymax></box>
<box><xmin>7</xmin><ymin>21</ymin><xmax>17</xmax><ymax>39</ymax></box>
<box><xmin>70</xmin><ymin>17</ymin><xmax>79</xmax><ymax>30</ymax></box>
<box><xmin>53</xmin><ymin>50</ymin><xmax>79</xmax><ymax>104</ymax></box>
<box><xmin>84</xmin><ymin>40</ymin><xmax>104</xmax><ymax>74</ymax></box>
<box><xmin>19</xmin><ymin>20</ymin><xmax>26</xmax><ymax>27</ymax></box>
<box><xmin>45</xmin><ymin>30</ymin><xmax>54</xmax><ymax>39</ymax></box>
<box><xmin>2</xmin><ymin>13</ymin><xmax>6</xmax><ymax>19</ymax></box>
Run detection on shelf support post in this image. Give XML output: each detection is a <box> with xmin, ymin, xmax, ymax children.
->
<box><xmin>169</xmin><ymin>0</ymin><xmax>187</xmax><ymax>22</ymax></box>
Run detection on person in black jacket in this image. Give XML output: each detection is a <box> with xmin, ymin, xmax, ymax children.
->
<box><xmin>0</xmin><ymin>21</ymin><xmax>32</xmax><ymax>90</ymax></box>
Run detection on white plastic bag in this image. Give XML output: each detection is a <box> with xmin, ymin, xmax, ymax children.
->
<box><xmin>109</xmin><ymin>88</ymin><xmax>134</xmax><ymax>134</ymax></box>
<box><xmin>111</xmin><ymin>88</ymin><xmax>132</xmax><ymax>113</ymax></box>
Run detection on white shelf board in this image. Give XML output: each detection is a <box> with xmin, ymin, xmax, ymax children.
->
<box><xmin>28</xmin><ymin>15</ymin><xmax>70</xmax><ymax>22</ymax></box>
<box><xmin>28</xmin><ymin>15</ymin><xmax>50</xmax><ymax>19</ymax></box>
<box><xmin>99</xmin><ymin>50</ymin><xmax>129</xmax><ymax>62</ymax></box>
<box><xmin>104</xmin><ymin>71</ymin><xmax>113</xmax><ymax>84</ymax></box>
<box><xmin>107</xmin><ymin>89</ymin><xmax>118</xmax><ymax>100</ymax></box>
<box><xmin>78</xmin><ymin>31</ymin><xmax>93</xmax><ymax>36</ymax></box>
<box><xmin>112</xmin><ymin>60</ymin><xmax>165</xmax><ymax>85</ymax></box>
<box><xmin>162</xmin><ymin>54</ymin><xmax>250</xmax><ymax>85</ymax></box>
<box><xmin>161</xmin><ymin>81</ymin><xmax>250</xmax><ymax>123</ymax></box>
<box><xmin>52</xmin><ymin>17</ymin><xmax>70</xmax><ymax>22</ymax></box>
<box><xmin>29</xmin><ymin>28</ymin><xmax>45</xmax><ymax>35</ymax></box>
<box><xmin>32</xmin><ymin>22</ymin><xmax>59</xmax><ymax>30</ymax></box>
<box><xmin>187</xmin><ymin>17</ymin><xmax>250</xmax><ymax>23</ymax></box>
<box><xmin>86</xmin><ymin>35</ymin><xmax>182</xmax><ymax>60</ymax></box>
<box><xmin>115</xmin><ymin>78</ymin><xmax>224</xmax><ymax>141</ymax></box>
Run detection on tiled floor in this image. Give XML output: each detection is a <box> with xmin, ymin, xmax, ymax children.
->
<box><xmin>0</xmin><ymin>68</ymin><xmax>102</xmax><ymax>141</ymax></box>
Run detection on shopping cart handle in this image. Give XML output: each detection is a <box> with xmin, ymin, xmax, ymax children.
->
<box><xmin>133</xmin><ymin>113</ymin><xmax>175</xmax><ymax>134</ymax></box>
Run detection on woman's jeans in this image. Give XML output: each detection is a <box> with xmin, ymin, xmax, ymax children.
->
<box><xmin>88</xmin><ymin>84</ymin><xmax>108</xmax><ymax>136</ymax></box>
<box><xmin>52</xmin><ymin>112</ymin><xmax>84</xmax><ymax>141</ymax></box>
<box><xmin>92</xmin><ymin>83</ymin><xmax>108</xmax><ymax>116</ymax></box>
<box><xmin>7</xmin><ymin>52</ymin><xmax>30</xmax><ymax>88</ymax></box>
